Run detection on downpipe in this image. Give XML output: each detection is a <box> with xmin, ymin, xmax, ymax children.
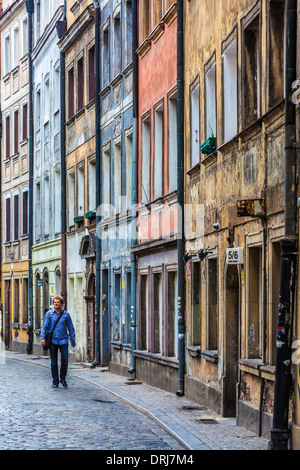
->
<box><xmin>176</xmin><ymin>0</ymin><xmax>185</xmax><ymax>397</ymax></box>
<box><xmin>26</xmin><ymin>0</ymin><xmax>34</xmax><ymax>355</ymax></box>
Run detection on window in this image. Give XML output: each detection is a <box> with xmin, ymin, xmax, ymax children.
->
<box><xmin>243</xmin><ymin>12</ymin><xmax>261</xmax><ymax>127</ymax></box>
<box><xmin>5</xmin><ymin>114</ymin><xmax>10</xmax><ymax>160</ymax></box>
<box><xmin>54</xmin><ymin>171</ymin><xmax>61</xmax><ymax>233</ymax></box>
<box><xmin>44</xmin><ymin>76</ymin><xmax>50</xmax><ymax>122</ymax></box>
<box><xmin>141</xmin><ymin>115</ymin><xmax>151</xmax><ymax>204</ymax></box>
<box><xmin>5</xmin><ymin>195</ymin><xmax>11</xmax><ymax>242</ymax></box>
<box><xmin>139</xmin><ymin>274</ymin><xmax>148</xmax><ymax>350</ymax></box>
<box><xmin>154</xmin><ymin>103</ymin><xmax>164</xmax><ymax>199</ymax></box>
<box><xmin>53</xmin><ymin>66</ymin><xmax>60</xmax><ymax>114</ymax></box>
<box><xmin>13</xmin><ymin>25</ymin><xmax>19</xmax><ymax>69</ymax></box>
<box><xmin>125</xmin><ymin>0</ymin><xmax>133</xmax><ymax>66</ymax></box>
<box><xmin>125</xmin><ymin>131</ymin><xmax>133</xmax><ymax>209</ymax></box>
<box><xmin>248</xmin><ymin>247</ymin><xmax>263</xmax><ymax>359</ymax></box>
<box><xmin>207</xmin><ymin>258</ymin><xmax>218</xmax><ymax>351</ymax></box>
<box><xmin>113</xmin><ymin>12</ymin><xmax>121</xmax><ymax>76</ymax></box>
<box><xmin>77</xmin><ymin>165</ymin><xmax>84</xmax><ymax>217</ymax></box>
<box><xmin>35</xmin><ymin>182</ymin><xmax>41</xmax><ymax>240</ymax></box>
<box><xmin>114</xmin><ymin>141</ymin><xmax>122</xmax><ymax>215</ymax></box>
<box><xmin>113</xmin><ymin>273</ymin><xmax>121</xmax><ymax>341</ymax></box>
<box><xmin>223</xmin><ymin>39</ymin><xmax>237</xmax><ymax>142</ymax></box>
<box><xmin>152</xmin><ymin>271</ymin><xmax>162</xmax><ymax>354</ymax></box>
<box><xmin>88</xmin><ymin>160</ymin><xmax>96</xmax><ymax>212</ymax></box>
<box><xmin>154</xmin><ymin>0</ymin><xmax>163</xmax><ymax>26</ymax></box>
<box><xmin>22</xmin><ymin>188</ymin><xmax>29</xmax><ymax>236</ymax></box>
<box><xmin>68</xmin><ymin>67</ymin><xmax>74</xmax><ymax>119</ymax></box>
<box><xmin>88</xmin><ymin>46</ymin><xmax>95</xmax><ymax>102</ymax></box>
<box><xmin>205</xmin><ymin>64</ymin><xmax>216</xmax><ymax>139</ymax></box>
<box><xmin>36</xmin><ymin>89</ymin><xmax>41</xmax><ymax>129</ymax></box>
<box><xmin>168</xmin><ymin>93</ymin><xmax>177</xmax><ymax>192</ymax></box>
<box><xmin>103</xmin><ymin>145</ymin><xmax>111</xmax><ymax>217</ymax></box>
<box><xmin>68</xmin><ymin>172</ymin><xmax>75</xmax><ymax>227</ymax></box>
<box><xmin>22</xmin><ymin>277</ymin><xmax>29</xmax><ymax>324</ymax></box>
<box><xmin>22</xmin><ymin>16</ymin><xmax>28</xmax><ymax>56</ymax></box>
<box><xmin>13</xmin><ymin>193</ymin><xmax>19</xmax><ymax>241</ymax></box>
<box><xmin>190</xmin><ymin>84</ymin><xmax>200</xmax><ymax>167</ymax></box>
<box><xmin>125</xmin><ymin>272</ymin><xmax>131</xmax><ymax>343</ymax></box>
<box><xmin>268</xmin><ymin>0</ymin><xmax>284</xmax><ymax>108</ymax></box>
<box><xmin>141</xmin><ymin>0</ymin><xmax>150</xmax><ymax>41</ymax></box>
<box><xmin>44</xmin><ymin>178</ymin><xmax>50</xmax><ymax>235</ymax></box>
<box><xmin>77</xmin><ymin>56</ymin><xmax>84</xmax><ymax>112</ymax></box>
<box><xmin>166</xmin><ymin>270</ymin><xmax>177</xmax><ymax>357</ymax></box>
<box><xmin>103</xmin><ymin>24</ymin><xmax>110</xmax><ymax>87</ymax></box>
<box><xmin>13</xmin><ymin>108</ymin><xmax>19</xmax><ymax>155</ymax></box>
<box><xmin>22</xmin><ymin>102</ymin><xmax>28</xmax><ymax>141</ymax></box>
<box><xmin>192</xmin><ymin>261</ymin><xmax>201</xmax><ymax>346</ymax></box>
<box><xmin>4</xmin><ymin>34</ymin><xmax>10</xmax><ymax>75</ymax></box>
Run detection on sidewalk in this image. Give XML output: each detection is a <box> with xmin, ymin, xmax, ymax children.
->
<box><xmin>2</xmin><ymin>350</ymin><xmax>269</xmax><ymax>451</ymax></box>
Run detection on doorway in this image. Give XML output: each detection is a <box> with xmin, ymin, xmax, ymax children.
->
<box><xmin>4</xmin><ymin>280</ymin><xmax>11</xmax><ymax>349</ymax></box>
<box><xmin>86</xmin><ymin>274</ymin><xmax>95</xmax><ymax>363</ymax></box>
<box><xmin>223</xmin><ymin>264</ymin><xmax>240</xmax><ymax>417</ymax></box>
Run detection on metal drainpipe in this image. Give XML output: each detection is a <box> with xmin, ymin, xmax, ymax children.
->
<box><xmin>26</xmin><ymin>0</ymin><xmax>34</xmax><ymax>355</ymax></box>
<box><xmin>176</xmin><ymin>0</ymin><xmax>185</xmax><ymax>397</ymax></box>
<box><xmin>92</xmin><ymin>0</ymin><xmax>101</xmax><ymax>367</ymax></box>
<box><xmin>269</xmin><ymin>0</ymin><xmax>298</xmax><ymax>451</ymax></box>
<box><xmin>56</xmin><ymin>2</ymin><xmax>67</xmax><ymax>306</ymax></box>
<box><xmin>128</xmin><ymin>0</ymin><xmax>138</xmax><ymax>376</ymax></box>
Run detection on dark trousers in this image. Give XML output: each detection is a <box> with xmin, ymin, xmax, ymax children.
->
<box><xmin>50</xmin><ymin>343</ymin><xmax>68</xmax><ymax>384</ymax></box>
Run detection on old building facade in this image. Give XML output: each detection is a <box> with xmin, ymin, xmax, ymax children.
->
<box><xmin>58</xmin><ymin>0</ymin><xmax>97</xmax><ymax>363</ymax></box>
<box><xmin>98</xmin><ymin>0</ymin><xmax>134</xmax><ymax>371</ymax></box>
<box><xmin>131</xmin><ymin>1</ymin><xmax>179</xmax><ymax>391</ymax></box>
<box><xmin>0</xmin><ymin>0</ymin><xmax>29</xmax><ymax>353</ymax></box>
<box><xmin>183</xmin><ymin>0</ymin><xmax>288</xmax><ymax>439</ymax></box>
<box><xmin>31</xmin><ymin>0</ymin><xmax>64</xmax><ymax>354</ymax></box>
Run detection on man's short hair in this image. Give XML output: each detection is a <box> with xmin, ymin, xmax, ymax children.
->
<box><xmin>53</xmin><ymin>295</ymin><xmax>64</xmax><ymax>305</ymax></box>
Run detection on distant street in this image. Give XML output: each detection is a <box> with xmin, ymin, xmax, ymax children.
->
<box><xmin>0</xmin><ymin>359</ymin><xmax>185</xmax><ymax>451</ymax></box>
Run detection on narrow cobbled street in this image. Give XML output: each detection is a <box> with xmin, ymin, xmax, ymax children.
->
<box><xmin>0</xmin><ymin>359</ymin><xmax>185</xmax><ymax>451</ymax></box>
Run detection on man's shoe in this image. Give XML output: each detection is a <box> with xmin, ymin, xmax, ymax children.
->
<box><xmin>52</xmin><ymin>383</ymin><xmax>58</xmax><ymax>388</ymax></box>
<box><xmin>60</xmin><ymin>379</ymin><xmax>68</xmax><ymax>388</ymax></box>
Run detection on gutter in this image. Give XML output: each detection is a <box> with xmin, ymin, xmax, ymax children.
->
<box><xmin>269</xmin><ymin>0</ymin><xmax>298</xmax><ymax>451</ymax></box>
<box><xmin>26</xmin><ymin>0</ymin><xmax>34</xmax><ymax>355</ymax></box>
<box><xmin>128</xmin><ymin>0</ymin><xmax>139</xmax><ymax>376</ymax></box>
<box><xmin>176</xmin><ymin>0</ymin><xmax>185</xmax><ymax>397</ymax></box>
<box><xmin>92</xmin><ymin>0</ymin><xmax>101</xmax><ymax>367</ymax></box>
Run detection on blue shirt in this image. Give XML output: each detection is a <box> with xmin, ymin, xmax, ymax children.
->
<box><xmin>41</xmin><ymin>309</ymin><xmax>76</xmax><ymax>346</ymax></box>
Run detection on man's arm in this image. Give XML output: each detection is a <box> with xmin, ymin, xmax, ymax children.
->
<box><xmin>67</xmin><ymin>313</ymin><xmax>76</xmax><ymax>347</ymax></box>
<box><xmin>40</xmin><ymin>311</ymin><xmax>50</xmax><ymax>345</ymax></box>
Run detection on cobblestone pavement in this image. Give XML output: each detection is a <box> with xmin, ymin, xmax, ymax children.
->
<box><xmin>0</xmin><ymin>358</ymin><xmax>185</xmax><ymax>451</ymax></box>
<box><xmin>0</xmin><ymin>352</ymin><xmax>269</xmax><ymax>451</ymax></box>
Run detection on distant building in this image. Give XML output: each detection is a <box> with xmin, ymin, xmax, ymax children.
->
<box><xmin>0</xmin><ymin>0</ymin><xmax>29</xmax><ymax>353</ymax></box>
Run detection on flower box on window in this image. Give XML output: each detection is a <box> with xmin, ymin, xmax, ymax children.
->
<box><xmin>200</xmin><ymin>136</ymin><xmax>216</xmax><ymax>155</ymax></box>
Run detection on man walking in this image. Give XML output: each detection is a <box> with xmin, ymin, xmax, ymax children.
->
<box><xmin>41</xmin><ymin>296</ymin><xmax>76</xmax><ymax>388</ymax></box>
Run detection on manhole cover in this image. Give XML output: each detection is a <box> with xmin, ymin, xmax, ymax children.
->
<box><xmin>196</xmin><ymin>419</ymin><xmax>219</xmax><ymax>425</ymax></box>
